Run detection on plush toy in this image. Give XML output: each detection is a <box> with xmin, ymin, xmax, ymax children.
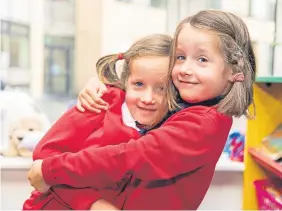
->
<box><xmin>1</xmin><ymin>115</ymin><xmax>47</xmax><ymax>157</ymax></box>
<box><xmin>0</xmin><ymin>91</ymin><xmax>50</xmax><ymax>157</ymax></box>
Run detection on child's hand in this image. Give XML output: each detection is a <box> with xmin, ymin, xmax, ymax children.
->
<box><xmin>27</xmin><ymin>160</ymin><xmax>50</xmax><ymax>193</ymax></box>
<box><xmin>77</xmin><ymin>77</ymin><xmax>109</xmax><ymax>113</ymax></box>
<box><xmin>90</xmin><ymin>199</ymin><xmax>120</xmax><ymax>210</ymax></box>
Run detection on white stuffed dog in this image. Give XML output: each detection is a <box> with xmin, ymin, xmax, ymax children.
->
<box><xmin>0</xmin><ymin>91</ymin><xmax>49</xmax><ymax>157</ymax></box>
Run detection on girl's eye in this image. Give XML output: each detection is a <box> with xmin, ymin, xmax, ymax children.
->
<box><xmin>198</xmin><ymin>57</ymin><xmax>208</xmax><ymax>62</ymax></box>
<box><xmin>134</xmin><ymin>82</ymin><xmax>143</xmax><ymax>87</ymax></box>
<box><xmin>176</xmin><ymin>55</ymin><xmax>186</xmax><ymax>60</ymax></box>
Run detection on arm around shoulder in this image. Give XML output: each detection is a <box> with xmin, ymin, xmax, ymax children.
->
<box><xmin>41</xmin><ymin>106</ymin><xmax>232</xmax><ymax>187</ymax></box>
<box><xmin>33</xmin><ymin>87</ymin><xmax>125</xmax><ymax>160</ymax></box>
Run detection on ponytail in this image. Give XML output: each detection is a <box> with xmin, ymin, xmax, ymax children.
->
<box><xmin>96</xmin><ymin>54</ymin><xmax>125</xmax><ymax>90</ymax></box>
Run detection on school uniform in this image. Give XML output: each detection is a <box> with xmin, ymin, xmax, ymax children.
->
<box><xmin>23</xmin><ymin>87</ymin><xmax>141</xmax><ymax>210</ymax></box>
<box><xmin>40</xmin><ymin>103</ymin><xmax>233</xmax><ymax>210</ymax></box>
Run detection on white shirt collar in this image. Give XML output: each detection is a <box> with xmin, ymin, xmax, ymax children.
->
<box><xmin>121</xmin><ymin>102</ymin><xmax>140</xmax><ymax>131</ymax></box>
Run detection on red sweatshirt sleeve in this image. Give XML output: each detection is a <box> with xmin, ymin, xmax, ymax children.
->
<box><xmin>33</xmin><ymin>86</ymin><xmax>125</xmax><ymax>160</ymax></box>
<box><xmin>32</xmin><ymin>87</ymin><xmax>125</xmax><ymax>209</ymax></box>
<box><xmin>41</xmin><ymin>106</ymin><xmax>232</xmax><ymax>188</ymax></box>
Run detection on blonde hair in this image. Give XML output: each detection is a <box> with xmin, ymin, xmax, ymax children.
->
<box><xmin>96</xmin><ymin>34</ymin><xmax>173</xmax><ymax>90</ymax></box>
<box><xmin>166</xmin><ymin>10</ymin><xmax>256</xmax><ymax>118</ymax></box>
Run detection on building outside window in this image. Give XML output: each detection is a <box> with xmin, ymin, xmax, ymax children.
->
<box><xmin>1</xmin><ymin>20</ymin><xmax>30</xmax><ymax>69</ymax></box>
<box><xmin>0</xmin><ymin>20</ymin><xmax>30</xmax><ymax>87</ymax></box>
<box><xmin>44</xmin><ymin>35</ymin><xmax>74</xmax><ymax>96</ymax></box>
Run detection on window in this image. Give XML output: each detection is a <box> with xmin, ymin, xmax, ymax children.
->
<box><xmin>0</xmin><ymin>20</ymin><xmax>30</xmax><ymax>69</ymax></box>
<box><xmin>150</xmin><ymin>0</ymin><xmax>166</xmax><ymax>8</ymax></box>
<box><xmin>44</xmin><ymin>35</ymin><xmax>74</xmax><ymax>95</ymax></box>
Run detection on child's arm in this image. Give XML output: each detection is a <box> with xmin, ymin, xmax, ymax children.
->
<box><xmin>40</xmin><ymin>106</ymin><xmax>232</xmax><ymax>188</ymax></box>
<box><xmin>76</xmin><ymin>77</ymin><xmax>109</xmax><ymax>113</ymax></box>
<box><xmin>31</xmin><ymin>87</ymin><xmax>125</xmax><ymax>210</ymax></box>
<box><xmin>33</xmin><ymin>86</ymin><xmax>125</xmax><ymax>160</ymax></box>
<box><xmin>32</xmin><ymin>107</ymin><xmax>104</xmax><ymax>159</ymax></box>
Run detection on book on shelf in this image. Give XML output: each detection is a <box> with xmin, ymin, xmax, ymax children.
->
<box><xmin>261</xmin><ymin>124</ymin><xmax>282</xmax><ymax>161</ymax></box>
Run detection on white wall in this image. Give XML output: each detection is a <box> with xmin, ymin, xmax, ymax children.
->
<box><xmin>273</xmin><ymin>0</ymin><xmax>282</xmax><ymax>76</ymax></box>
<box><xmin>1</xmin><ymin>169</ymin><xmax>34</xmax><ymax>210</ymax></box>
<box><xmin>101</xmin><ymin>0</ymin><xmax>167</xmax><ymax>55</ymax></box>
<box><xmin>199</xmin><ymin>172</ymin><xmax>243</xmax><ymax>210</ymax></box>
<box><xmin>44</xmin><ymin>0</ymin><xmax>75</xmax><ymax>36</ymax></box>
<box><xmin>0</xmin><ymin>0</ymin><xmax>31</xmax><ymax>24</ymax></box>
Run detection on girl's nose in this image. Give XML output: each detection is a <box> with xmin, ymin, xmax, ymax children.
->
<box><xmin>140</xmin><ymin>91</ymin><xmax>155</xmax><ymax>104</ymax></box>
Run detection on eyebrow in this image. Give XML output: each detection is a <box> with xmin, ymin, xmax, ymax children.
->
<box><xmin>175</xmin><ymin>47</ymin><xmax>184</xmax><ymax>52</ymax></box>
<box><xmin>197</xmin><ymin>47</ymin><xmax>209</xmax><ymax>53</ymax></box>
<box><xmin>130</xmin><ymin>77</ymin><xmax>143</xmax><ymax>81</ymax></box>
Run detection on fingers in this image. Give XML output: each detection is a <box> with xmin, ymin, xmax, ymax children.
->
<box><xmin>80</xmin><ymin>90</ymin><xmax>97</xmax><ymax>106</ymax></box>
<box><xmin>77</xmin><ymin>89</ymin><xmax>108</xmax><ymax>113</ymax></box>
<box><xmin>79</xmin><ymin>97</ymin><xmax>102</xmax><ymax>113</ymax></box>
<box><xmin>89</xmin><ymin>89</ymin><xmax>108</xmax><ymax>107</ymax></box>
<box><xmin>76</xmin><ymin>76</ymin><xmax>109</xmax><ymax>113</ymax></box>
<box><xmin>76</xmin><ymin>100</ymin><xmax>85</xmax><ymax>112</ymax></box>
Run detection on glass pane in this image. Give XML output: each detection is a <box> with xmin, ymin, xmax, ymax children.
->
<box><xmin>179</xmin><ymin>0</ymin><xmax>210</xmax><ymax>20</ymax></box>
<box><xmin>219</xmin><ymin>0</ymin><xmax>250</xmax><ymax>17</ymax></box>
<box><xmin>48</xmin><ymin>48</ymin><xmax>68</xmax><ymax>94</ymax></box>
<box><xmin>10</xmin><ymin>23</ymin><xmax>29</xmax><ymax>36</ymax></box>
<box><xmin>9</xmin><ymin>36</ymin><xmax>29</xmax><ymax>68</ymax></box>
<box><xmin>0</xmin><ymin>34</ymin><xmax>10</xmax><ymax>69</ymax></box>
<box><xmin>179</xmin><ymin>0</ymin><xmax>249</xmax><ymax>20</ymax></box>
<box><xmin>45</xmin><ymin>35</ymin><xmax>74</xmax><ymax>48</ymax></box>
<box><xmin>250</xmin><ymin>0</ymin><xmax>276</xmax><ymax>21</ymax></box>
<box><xmin>44</xmin><ymin>48</ymin><xmax>51</xmax><ymax>92</ymax></box>
<box><xmin>150</xmin><ymin>0</ymin><xmax>166</xmax><ymax>8</ymax></box>
<box><xmin>52</xmin><ymin>49</ymin><xmax>67</xmax><ymax>75</ymax></box>
<box><xmin>52</xmin><ymin>75</ymin><xmax>67</xmax><ymax>94</ymax></box>
<box><xmin>1</xmin><ymin>20</ymin><xmax>10</xmax><ymax>34</ymax></box>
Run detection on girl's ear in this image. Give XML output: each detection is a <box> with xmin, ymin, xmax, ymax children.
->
<box><xmin>226</xmin><ymin>67</ymin><xmax>234</xmax><ymax>83</ymax></box>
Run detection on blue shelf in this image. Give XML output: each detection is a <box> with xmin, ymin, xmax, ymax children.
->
<box><xmin>256</xmin><ymin>77</ymin><xmax>282</xmax><ymax>83</ymax></box>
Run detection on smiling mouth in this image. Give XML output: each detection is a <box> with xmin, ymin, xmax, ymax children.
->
<box><xmin>179</xmin><ymin>80</ymin><xmax>199</xmax><ymax>84</ymax></box>
<box><xmin>138</xmin><ymin>107</ymin><xmax>156</xmax><ymax>112</ymax></box>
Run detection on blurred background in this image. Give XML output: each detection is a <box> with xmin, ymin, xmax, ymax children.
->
<box><xmin>1</xmin><ymin>0</ymin><xmax>282</xmax><ymax>210</ymax></box>
<box><xmin>0</xmin><ymin>0</ymin><xmax>281</xmax><ymax>122</ymax></box>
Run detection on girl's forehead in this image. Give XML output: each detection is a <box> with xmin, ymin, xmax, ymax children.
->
<box><xmin>176</xmin><ymin>24</ymin><xmax>221</xmax><ymax>50</ymax></box>
<box><xmin>130</xmin><ymin>57</ymin><xmax>169</xmax><ymax>73</ymax></box>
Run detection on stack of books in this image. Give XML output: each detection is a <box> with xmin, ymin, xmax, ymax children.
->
<box><xmin>261</xmin><ymin>124</ymin><xmax>282</xmax><ymax>165</ymax></box>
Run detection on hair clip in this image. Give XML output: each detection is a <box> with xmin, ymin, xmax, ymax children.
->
<box><xmin>118</xmin><ymin>53</ymin><xmax>124</xmax><ymax>60</ymax></box>
<box><xmin>233</xmin><ymin>73</ymin><xmax>244</xmax><ymax>82</ymax></box>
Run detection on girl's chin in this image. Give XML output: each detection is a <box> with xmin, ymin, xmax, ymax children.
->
<box><xmin>180</xmin><ymin>95</ymin><xmax>201</xmax><ymax>104</ymax></box>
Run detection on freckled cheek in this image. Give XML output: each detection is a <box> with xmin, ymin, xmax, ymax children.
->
<box><xmin>125</xmin><ymin>91</ymin><xmax>140</xmax><ymax>105</ymax></box>
<box><xmin>155</xmin><ymin>95</ymin><xmax>167</xmax><ymax>110</ymax></box>
<box><xmin>171</xmin><ymin>66</ymin><xmax>179</xmax><ymax>75</ymax></box>
<box><xmin>171</xmin><ymin>68</ymin><xmax>179</xmax><ymax>84</ymax></box>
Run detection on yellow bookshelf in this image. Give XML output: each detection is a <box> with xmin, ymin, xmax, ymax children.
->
<box><xmin>243</xmin><ymin>82</ymin><xmax>282</xmax><ymax>209</ymax></box>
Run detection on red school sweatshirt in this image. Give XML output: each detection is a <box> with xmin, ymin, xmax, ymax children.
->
<box><xmin>23</xmin><ymin>87</ymin><xmax>141</xmax><ymax>210</ymax></box>
<box><xmin>40</xmin><ymin>105</ymin><xmax>233</xmax><ymax>210</ymax></box>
